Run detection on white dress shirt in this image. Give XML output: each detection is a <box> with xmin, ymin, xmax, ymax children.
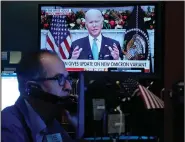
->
<box><xmin>88</xmin><ymin>34</ymin><xmax>102</xmax><ymax>54</ymax></box>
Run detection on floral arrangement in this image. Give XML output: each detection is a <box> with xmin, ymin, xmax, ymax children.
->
<box><xmin>41</xmin><ymin>6</ymin><xmax>155</xmax><ymax>30</ymax></box>
<box><xmin>40</xmin><ymin>11</ymin><xmax>52</xmax><ymax>29</ymax></box>
<box><xmin>65</xmin><ymin>9</ymin><xmax>132</xmax><ymax>30</ymax></box>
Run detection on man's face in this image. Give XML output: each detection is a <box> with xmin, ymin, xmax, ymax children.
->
<box><xmin>85</xmin><ymin>12</ymin><xmax>103</xmax><ymax>38</ymax></box>
<box><xmin>39</xmin><ymin>53</ymin><xmax>72</xmax><ymax>97</ymax></box>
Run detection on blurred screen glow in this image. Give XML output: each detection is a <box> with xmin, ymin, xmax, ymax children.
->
<box><xmin>2</xmin><ymin>75</ymin><xmax>20</xmax><ymax>110</ymax></box>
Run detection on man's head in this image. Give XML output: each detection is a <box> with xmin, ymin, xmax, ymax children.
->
<box><xmin>85</xmin><ymin>9</ymin><xmax>104</xmax><ymax>38</ymax></box>
<box><xmin>17</xmin><ymin>50</ymin><xmax>72</xmax><ymax>98</ymax></box>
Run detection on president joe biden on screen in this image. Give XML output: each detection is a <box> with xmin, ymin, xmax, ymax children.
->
<box><xmin>69</xmin><ymin>9</ymin><xmax>123</xmax><ymax>60</ymax></box>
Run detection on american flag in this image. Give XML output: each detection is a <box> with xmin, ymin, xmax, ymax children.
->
<box><xmin>46</xmin><ymin>15</ymin><xmax>71</xmax><ymax>59</ymax></box>
<box><xmin>120</xmin><ymin>78</ymin><xmax>164</xmax><ymax>110</ymax></box>
<box><xmin>134</xmin><ymin>85</ymin><xmax>164</xmax><ymax>109</ymax></box>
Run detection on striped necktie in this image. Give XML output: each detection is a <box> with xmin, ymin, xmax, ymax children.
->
<box><xmin>92</xmin><ymin>38</ymin><xmax>99</xmax><ymax>60</ymax></box>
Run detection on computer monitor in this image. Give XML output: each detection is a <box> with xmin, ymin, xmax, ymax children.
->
<box><xmin>2</xmin><ymin>73</ymin><xmax>20</xmax><ymax>110</ymax></box>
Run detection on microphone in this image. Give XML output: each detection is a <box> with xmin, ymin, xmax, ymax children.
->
<box><xmin>99</xmin><ymin>54</ymin><xmax>103</xmax><ymax>60</ymax></box>
<box><xmin>88</xmin><ymin>54</ymin><xmax>93</xmax><ymax>60</ymax></box>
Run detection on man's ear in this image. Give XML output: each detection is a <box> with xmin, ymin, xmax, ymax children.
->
<box><xmin>85</xmin><ymin>23</ymin><xmax>88</xmax><ymax>29</ymax></box>
<box><xmin>101</xmin><ymin>17</ymin><xmax>104</xmax><ymax>28</ymax></box>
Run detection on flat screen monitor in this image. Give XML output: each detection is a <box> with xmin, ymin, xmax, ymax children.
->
<box><xmin>1</xmin><ymin>73</ymin><xmax>20</xmax><ymax>110</ymax></box>
<box><xmin>39</xmin><ymin>3</ymin><xmax>163</xmax><ymax>75</ymax></box>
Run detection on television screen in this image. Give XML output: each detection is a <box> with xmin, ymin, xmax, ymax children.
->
<box><xmin>40</xmin><ymin>5</ymin><xmax>156</xmax><ymax>73</ymax></box>
<box><xmin>1</xmin><ymin>74</ymin><xmax>20</xmax><ymax>110</ymax></box>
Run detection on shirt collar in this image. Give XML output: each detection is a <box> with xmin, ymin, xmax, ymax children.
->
<box><xmin>89</xmin><ymin>34</ymin><xmax>102</xmax><ymax>43</ymax></box>
<box><xmin>24</xmin><ymin>100</ymin><xmax>47</xmax><ymax>135</ymax></box>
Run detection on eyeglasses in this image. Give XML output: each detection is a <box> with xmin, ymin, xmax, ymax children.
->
<box><xmin>33</xmin><ymin>74</ymin><xmax>72</xmax><ymax>86</ymax></box>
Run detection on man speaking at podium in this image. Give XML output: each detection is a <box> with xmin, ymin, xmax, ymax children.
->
<box><xmin>69</xmin><ymin>9</ymin><xmax>123</xmax><ymax>60</ymax></box>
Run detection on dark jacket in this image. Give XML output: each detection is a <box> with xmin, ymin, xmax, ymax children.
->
<box><xmin>1</xmin><ymin>96</ymin><xmax>75</xmax><ymax>142</ymax></box>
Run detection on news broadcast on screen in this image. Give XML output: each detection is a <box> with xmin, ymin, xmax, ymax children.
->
<box><xmin>40</xmin><ymin>5</ymin><xmax>155</xmax><ymax>73</ymax></box>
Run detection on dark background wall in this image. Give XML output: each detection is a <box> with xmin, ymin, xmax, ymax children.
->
<box><xmin>1</xmin><ymin>1</ymin><xmax>184</xmax><ymax>142</ymax></box>
<box><xmin>164</xmin><ymin>2</ymin><xmax>184</xmax><ymax>142</ymax></box>
<box><xmin>2</xmin><ymin>1</ymin><xmax>39</xmax><ymax>52</ymax></box>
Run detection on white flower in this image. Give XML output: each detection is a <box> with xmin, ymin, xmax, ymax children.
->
<box><xmin>115</xmin><ymin>25</ymin><xmax>123</xmax><ymax>29</ymax></box>
<box><xmin>153</xmin><ymin>20</ymin><xmax>155</xmax><ymax>24</ymax></box>
<box><xmin>104</xmin><ymin>20</ymin><xmax>109</xmax><ymax>23</ymax></box>
<box><xmin>70</xmin><ymin>23</ymin><xmax>75</xmax><ymax>27</ymax></box>
<box><xmin>81</xmin><ymin>18</ymin><xmax>85</xmax><ymax>22</ymax></box>
<box><xmin>80</xmin><ymin>25</ymin><xmax>84</xmax><ymax>29</ymax></box>
<box><xmin>102</xmin><ymin>10</ymin><xmax>106</xmax><ymax>15</ymax></box>
<box><xmin>115</xmin><ymin>20</ymin><xmax>119</xmax><ymax>25</ymax></box>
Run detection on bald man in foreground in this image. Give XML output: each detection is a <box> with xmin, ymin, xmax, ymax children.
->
<box><xmin>2</xmin><ymin>50</ymin><xmax>78</xmax><ymax>142</ymax></box>
<box><xmin>69</xmin><ymin>9</ymin><xmax>123</xmax><ymax>60</ymax></box>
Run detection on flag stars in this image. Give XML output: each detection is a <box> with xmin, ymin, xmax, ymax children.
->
<box><xmin>49</xmin><ymin>15</ymin><xmax>70</xmax><ymax>46</ymax></box>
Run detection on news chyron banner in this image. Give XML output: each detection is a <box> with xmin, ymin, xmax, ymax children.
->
<box><xmin>63</xmin><ymin>60</ymin><xmax>150</xmax><ymax>72</ymax></box>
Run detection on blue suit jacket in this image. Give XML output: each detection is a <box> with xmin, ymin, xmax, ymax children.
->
<box><xmin>69</xmin><ymin>35</ymin><xmax>123</xmax><ymax>60</ymax></box>
<box><xmin>1</xmin><ymin>96</ymin><xmax>75</xmax><ymax>142</ymax></box>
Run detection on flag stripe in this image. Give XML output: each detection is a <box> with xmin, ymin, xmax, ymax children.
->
<box><xmin>46</xmin><ymin>32</ymin><xmax>63</xmax><ymax>60</ymax></box>
<box><xmin>46</xmin><ymin>35</ymin><xmax>55</xmax><ymax>51</ymax></box>
<box><xmin>67</xmin><ymin>35</ymin><xmax>72</xmax><ymax>47</ymax></box>
<box><xmin>59</xmin><ymin>45</ymin><xmax>67</xmax><ymax>59</ymax></box>
<box><xmin>47</xmin><ymin>32</ymin><xmax>58</xmax><ymax>51</ymax></box>
<box><xmin>138</xmin><ymin>85</ymin><xmax>164</xmax><ymax>109</ymax></box>
<box><xmin>150</xmin><ymin>90</ymin><xmax>163</xmax><ymax>108</ymax></box>
<box><xmin>142</xmin><ymin>86</ymin><xmax>155</xmax><ymax>108</ymax></box>
<box><xmin>151</xmin><ymin>91</ymin><xmax>164</xmax><ymax>108</ymax></box>
<box><xmin>144</xmin><ymin>86</ymin><xmax>163</xmax><ymax>109</ymax></box>
<box><xmin>64</xmin><ymin>39</ymin><xmax>70</xmax><ymax>53</ymax></box>
<box><xmin>150</xmin><ymin>91</ymin><xmax>161</xmax><ymax>108</ymax></box>
<box><xmin>61</xmin><ymin>42</ymin><xmax>69</xmax><ymax>59</ymax></box>
<box><xmin>138</xmin><ymin>85</ymin><xmax>150</xmax><ymax>109</ymax></box>
<box><xmin>153</xmin><ymin>94</ymin><xmax>164</xmax><ymax>108</ymax></box>
<box><xmin>153</xmin><ymin>94</ymin><xmax>163</xmax><ymax>108</ymax></box>
<box><xmin>145</xmin><ymin>87</ymin><xmax>161</xmax><ymax>109</ymax></box>
<box><xmin>64</xmin><ymin>36</ymin><xmax>71</xmax><ymax>52</ymax></box>
<box><xmin>46</xmin><ymin>15</ymin><xmax>72</xmax><ymax>59</ymax></box>
<box><xmin>154</xmin><ymin>92</ymin><xmax>164</xmax><ymax>107</ymax></box>
<box><xmin>148</xmin><ymin>89</ymin><xmax>161</xmax><ymax>108</ymax></box>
